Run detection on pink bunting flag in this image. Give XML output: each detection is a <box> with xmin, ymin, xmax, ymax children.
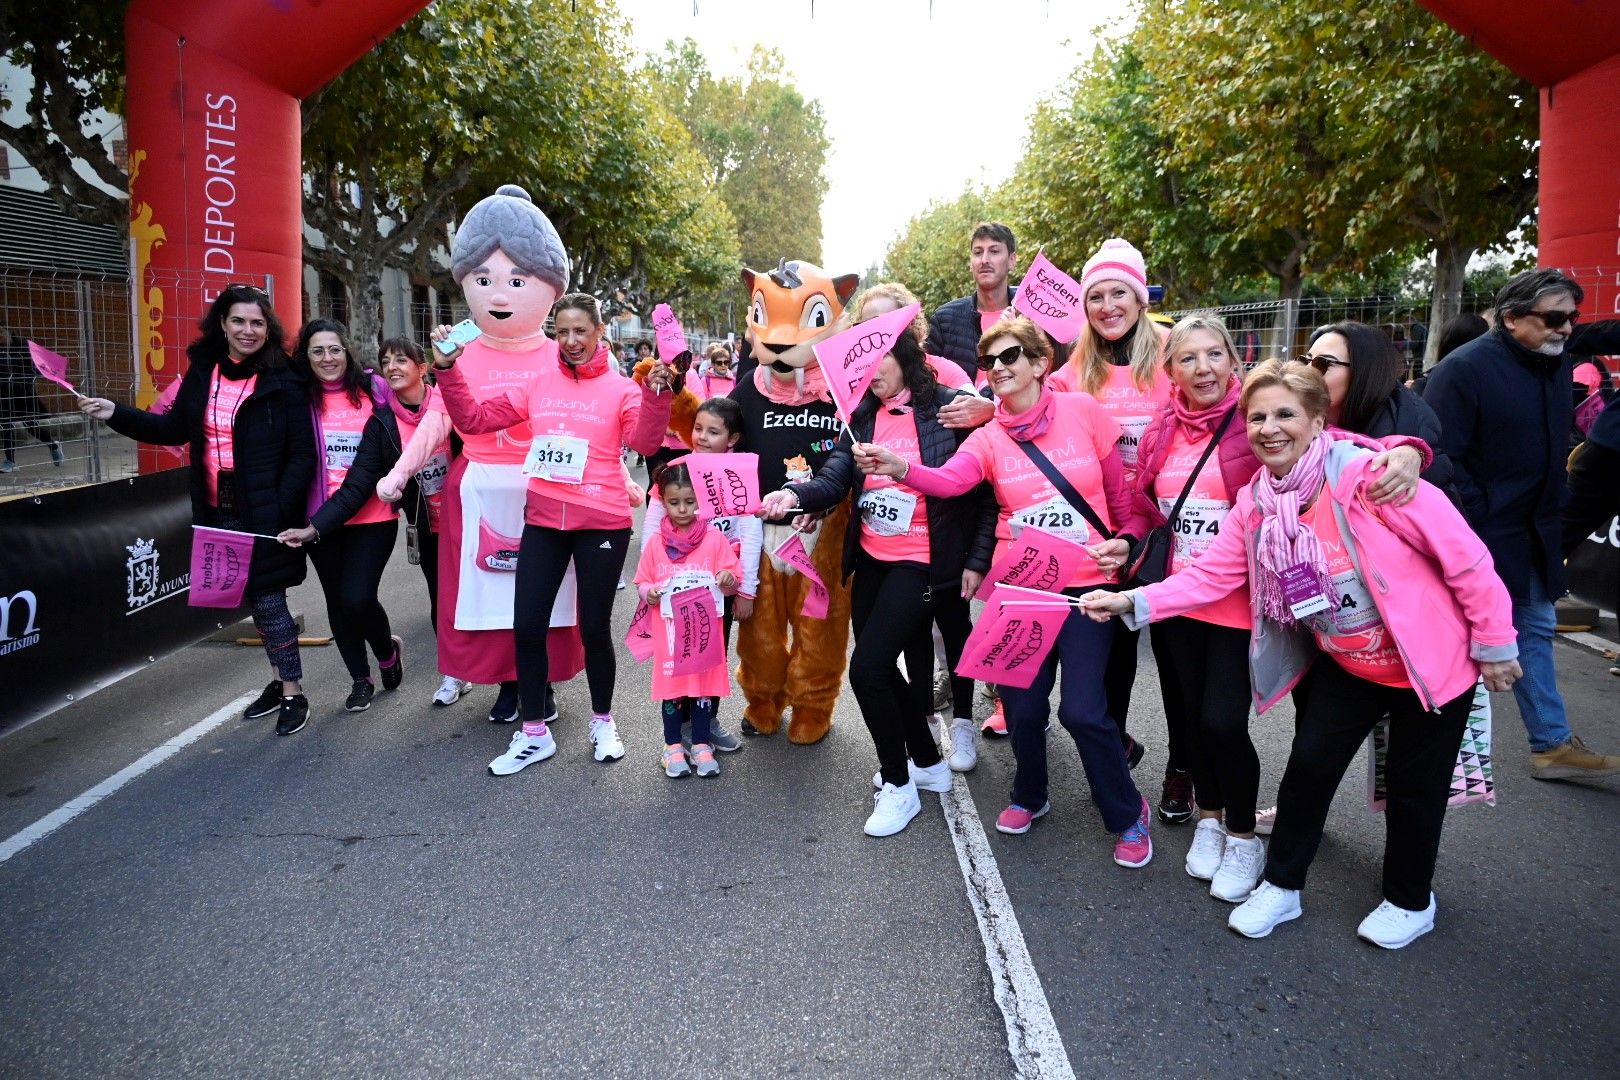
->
<box><xmin>1013</xmin><ymin>251</ymin><xmax>1087</xmax><ymax>345</ymax></box>
<box><xmin>666</xmin><ymin>586</ymin><xmax>724</xmax><ymax>676</ymax></box>
<box><xmin>954</xmin><ymin>585</ymin><xmax>1070</xmax><ymax>690</ymax></box>
<box><xmin>975</xmin><ymin>525</ymin><xmax>1090</xmax><ymax>601</ymax></box>
<box><xmin>812</xmin><ymin>302</ymin><xmax>922</xmax><ymax>423</ymax></box>
<box><xmin>189</xmin><ymin>525</ymin><xmax>255</xmax><ymax>608</ymax></box>
<box><xmin>150</xmin><ymin>378</ymin><xmax>186</xmax><ymax>460</ymax></box>
<box><xmin>652</xmin><ymin>303</ymin><xmax>688</xmax><ymax>362</ymax></box>
<box><xmin>27</xmin><ymin>341</ymin><xmax>84</xmax><ymax>396</ymax></box>
<box><xmin>625</xmin><ymin>597</ymin><xmax>657</xmax><ymax>662</ymax></box>
<box><xmin>772</xmin><ymin>531</ymin><xmax>830</xmax><ymax>619</ymax></box>
<box><xmin>683</xmin><ymin>452</ymin><xmax>760</xmax><ymax>518</ymax></box>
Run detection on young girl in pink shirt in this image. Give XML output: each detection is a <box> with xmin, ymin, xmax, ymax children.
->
<box><xmin>634</xmin><ymin>463</ymin><xmax>742</xmax><ymax>778</ymax></box>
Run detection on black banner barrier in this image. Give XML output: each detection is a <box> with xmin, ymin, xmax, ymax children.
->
<box><xmin>1569</xmin><ymin>516</ymin><xmax>1620</xmax><ymax>615</ymax></box>
<box><xmin>0</xmin><ymin>471</ymin><xmax>246</xmax><ymax>732</ymax></box>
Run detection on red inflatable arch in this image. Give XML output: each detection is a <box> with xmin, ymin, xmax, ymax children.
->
<box><xmin>1420</xmin><ymin>2</ymin><xmax>1620</xmax><ymax>317</ymax></box>
<box><xmin>123</xmin><ymin>0</ymin><xmax>430</xmax><ymax>471</ymax></box>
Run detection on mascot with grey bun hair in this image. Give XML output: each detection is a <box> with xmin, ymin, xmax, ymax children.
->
<box><xmin>379</xmin><ymin>184</ymin><xmax>585</xmax><ymax>722</ymax></box>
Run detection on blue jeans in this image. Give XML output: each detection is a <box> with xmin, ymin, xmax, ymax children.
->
<box><xmin>1510</xmin><ymin>571</ymin><xmax>1571</xmax><ymax>752</ymax></box>
<box><xmin>1000</xmin><ymin>608</ymin><xmax>1142</xmax><ymax>833</ymax></box>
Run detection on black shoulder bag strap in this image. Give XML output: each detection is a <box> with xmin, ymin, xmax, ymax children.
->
<box><xmin>1013</xmin><ymin>438</ymin><xmax>1114</xmax><ymax>541</ymax></box>
<box><xmin>1160</xmin><ymin>406</ymin><xmax>1237</xmax><ymax>530</ymax></box>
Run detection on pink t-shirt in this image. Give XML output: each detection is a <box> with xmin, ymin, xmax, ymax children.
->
<box><xmin>697</xmin><ymin>373</ymin><xmax>735</xmax><ymax>400</ymax></box>
<box><xmin>860</xmin><ymin>408</ymin><xmax>931</xmax><ymax>565</ymax></box>
<box><xmin>427</xmin><ymin>338</ymin><xmax>557</xmax><ymax>464</ymax></box>
<box><xmin>958</xmin><ymin>393</ymin><xmax>1121</xmax><ymax>588</ymax></box>
<box><xmin>925</xmin><ymin>353</ymin><xmax>974</xmax><ymax>392</ymax></box>
<box><xmin>978</xmin><ymin>307</ymin><xmax>1008</xmax><ymax>335</ymax></box>
<box><xmin>394</xmin><ymin>393</ymin><xmax>451</xmax><ymax>533</ymax></box>
<box><xmin>1153</xmin><ymin>426</ymin><xmax>1249</xmax><ymax>629</ymax></box>
<box><xmin>1049</xmin><ymin>363</ymin><xmax>1170</xmax><ymax>478</ymax></box>
<box><xmin>320</xmin><ymin>385</ymin><xmax>394</xmax><ymax>526</ymax></box>
<box><xmin>1302</xmin><ymin>499</ymin><xmax>1409</xmax><ymax>687</ymax></box>
<box><xmin>633</xmin><ymin>526</ymin><xmax>742</xmax><ymax>700</ymax></box>
<box><xmin>203</xmin><ymin>368</ymin><xmax>256</xmax><ymax>504</ymax></box>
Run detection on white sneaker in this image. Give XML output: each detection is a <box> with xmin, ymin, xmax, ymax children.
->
<box><xmin>1357</xmin><ymin>894</ymin><xmax>1436</xmax><ymax>950</ymax></box>
<box><xmin>1227</xmin><ymin>881</ymin><xmax>1301</xmax><ymax>938</ymax></box>
<box><xmin>1185</xmin><ymin>818</ymin><xmax>1227</xmax><ymax>881</ymax></box>
<box><xmin>488</xmin><ymin>729</ymin><xmax>555</xmax><ymax>776</ymax></box>
<box><xmin>864</xmin><ymin>781</ymin><xmax>921</xmax><ymax>837</ymax></box>
<box><xmin>590</xmin><ymin>717</ymin><xmax>626</xmax><ymax>762</ymax></box>
<box><xmin>947</xmin><ymin>718</ymin><xmax>978</xmax><ymax>772</ymax></box>
<box><xmin>432</xmin><ymin>675</ymin><xmax>472</xmax><ymax>706</ymax></box>
<box><xmin>1210</xmin><ymin>835</ymin><xmax>1267</xmax><ymax>902</ymax></box>
<box><xmin>872</xmin><ymin>759</ymin><xmax>952</xmax><ymax>793</ymax></box>
<box><xmin>616</xmin><ymin>574</ymin><xmax>627</xmax><ymax>591</ymax></box>
<box><xmin>1254</xmin><ymin>806</ymin><xmax>1277</xmax><ymax>836</ymax></box>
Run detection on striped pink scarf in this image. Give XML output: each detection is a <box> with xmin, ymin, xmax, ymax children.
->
<box><xmin>1252</xmin><ymin>433</ymin><xmax>1334</xmax><ymax>626</ymax></box>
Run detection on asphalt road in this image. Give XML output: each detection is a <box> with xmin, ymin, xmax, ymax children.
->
<box><xmin>2</xmin><ymin>510</ymin><xmax>1617</xmax><ymax>1078</ymax></box>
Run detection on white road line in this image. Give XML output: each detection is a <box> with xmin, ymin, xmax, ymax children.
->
<box><xmin>0</xmin><ymin>692</ymin><xmax>254</xmax><ymax>866</ymax></box>
<box><xmin>938</xmin><ymin>773</ymin><xmax>1076</xmax><ymax>1079</ymax></box>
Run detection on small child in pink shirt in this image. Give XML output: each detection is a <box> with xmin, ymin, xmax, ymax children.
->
<box><xmin>633</xmin><ymin>463</ymin><xmax>742</xmax><ymax>778</ymax></box>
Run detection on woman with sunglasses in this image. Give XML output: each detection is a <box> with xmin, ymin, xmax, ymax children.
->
<box><xmin>856</xmin><ymin>315</ymin><xmax>1155</xmax><ymax>867</ymax></box>
<box><xmin>694</xmin><ymin>343</ymin><xmax>736</xmax><ymax>400</ymax></box>
<box><xmin>79</xmin><ymin>285</ymin><xmax>317</xmax><ymax>734</ymax></box>
<box><xmin>1081</xmin><ymin>360</ymin><xmax>1518</xmax><ymax>948</ymax></box>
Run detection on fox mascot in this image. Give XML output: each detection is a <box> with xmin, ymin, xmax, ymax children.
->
<box><xmin>731</xmin><ymin>259</ymin><xmax>859</xmax><ymax>744</ymax></box>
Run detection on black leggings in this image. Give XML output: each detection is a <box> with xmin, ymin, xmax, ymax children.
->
<box><xmin>1155</xmin><ymin>616</ymin><xmax>1257</xmax><ymax>832</ymax></box>
<box><xmin>1264</xmin><ymin>658</ymin><xmax>1470</xmax><ymax>911</ymax></box>
<box><xmin>307</xmin><ymin>519</ymin><xmax>398</xmax><ymax>681</ymax></box>
<box><xmin>849</xmin><ymin>553</ymin><xmax>954</xmax><ymax>787</ymax></box>
<box><xmin>513</xmin><ymin>524</ymin><xmax>630</xmax><ymax>719</ymax></box>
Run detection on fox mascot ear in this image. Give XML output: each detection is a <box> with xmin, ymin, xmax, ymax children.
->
<box><xmin>741</xmin><ymin>259</ymin><xmax>860</xmax><ymax>373</ymax></box>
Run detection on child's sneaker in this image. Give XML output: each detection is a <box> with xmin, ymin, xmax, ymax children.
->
<box><xmin>590</xmin><ymin>716</ymin><xmax>626</xmax><ymax>762</ymax></box>
<box><xmin>662</xmin><ymin>743</ymin><xmax>691</xmax><ymax>778</ymax></box>
<box><xmin>981</xmin><ymin>699</ymin><xmax>1008</xmax><ymax>737</ymax></box>
<box><xmin>691</xmin><ymin>743</ymin><xmax>720</xmax><ymax>778</ymax></box>
<box><xmin>1113</xmin><ymin>795</ymin><xmax>1153</xmax><ymax>868</ymax></box>
<box><xmin>995</xmin><ymin>801</ymin><xmax>1049</xmax><ymax>835</ymax></box>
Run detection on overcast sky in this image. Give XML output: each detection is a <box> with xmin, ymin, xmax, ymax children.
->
<box><xmin>619</xmin><ymin>0</ymin><xmax>1129</xmax><ymax>274</ymax></box>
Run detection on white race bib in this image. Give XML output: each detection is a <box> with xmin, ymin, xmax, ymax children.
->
<box><xmin>415</xmin><ymin>450</ymin><xmax>451</xmax><ymax>497</ymax></box>
<box><xmin>1011</xmin><ymin>494</ymin><xmax>1090</xmax><ymax>545</ymax></box>
<box><xmin>325</xmin><ymin>430</ymin><xmax>362</xmax><ymax>471</ymax></box>
<box><xmin>1116</xmin><ymin>416</ymin><xmax>1153</xmax><ymax>466</ymax></box>
<box><xmin>1159</xmin><ymin>496</ymin><xmax>1230</xmax><ymax>565</ymax></box>
<box><xmin>522</xmin><ymin>434</ymin><xmax>589</xmax><ymax>484</ymax></box>
<box><xmin>858</xmin><ymin>485</ymin><xmax>919</xmax><ymax>537</ymax></box>
<box><xmin>1323</xmin><ymin>568</ymin><xmax>1382</xmax><ymax>635</ymax></box>
<box><xmin>659</xmin><ymin>570</ymin><xmax>718</xmax><ymax>620</ymax></box>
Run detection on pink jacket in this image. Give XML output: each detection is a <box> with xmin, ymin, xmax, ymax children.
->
<box><xmin>1127</xmin><ymin>440</ymin><xmax>1516</xmax><ymax>712</ymax></box>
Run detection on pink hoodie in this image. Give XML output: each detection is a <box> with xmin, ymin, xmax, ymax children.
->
<box><xmin>1127</xmin><ymin>441</ymin><xmax>1516</xmax><ymax>712</ymax></box>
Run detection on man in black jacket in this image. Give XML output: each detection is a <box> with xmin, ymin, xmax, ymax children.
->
<box><xmin>926</xmin><ymin>222</ymin><xmax>1019</xmax><ymax>389</ymax></box>
<box><xmin>1426</xmin><ymin>268</ymin><xmax>1619</xmax><ymax>780</ymax></box>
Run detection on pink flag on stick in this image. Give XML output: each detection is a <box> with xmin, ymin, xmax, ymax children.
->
<box><xmin>189</xmin><ymin>525</ymin><xmax>255</xmax><ymax>608</ymax></box>
<box><xmin>684</xmin><ymin>453</ymin><xmax>760</xmax><ymax>518</ymax></box>
<box><xmin>150</xmin><ymin>378</ymin><xmax>186</xmax><ymax>460</ymax></box>
<box><xmin>955</xmin><ymin>585</ymin><xmax>1071</xmax><ymax>689</ymax></box>
<box><xmin>772</xmin><ymin>531</ymin><xmax>830</xmax><ymax>619</ymax></box>
<box><xmin>975</xmin><ymin>525</ymin><xmax>1089</xmax><ymax>601</ymax></box>
<box><xmin>1013</xmin><ymin>251</ymin><xmax>1087</xmax><ymax>344</ymax></box>
<box><xmin>812</xmin><ymin>302</ymin><xmax>922</xmax><ymax>422</ymax></box>
<box><xmin>666</xmin><ymin>586</ymin><xmax>724</xmax><ymax>676</ymax></box>
<box><xmin>625</xmin><ymin>598</ymin><xmax>656</xmax><ymax>662</ymax></box>
<box><xmin>651</xmin><ymin>303</ymin><xmax>688</xmax><ymax>362</ymax></box>
<box><xmin>27</xmin><ymin>341</ymin><xmax>85</xmax><ymax>397</ymax></box>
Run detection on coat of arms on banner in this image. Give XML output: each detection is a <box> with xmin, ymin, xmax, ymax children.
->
<box><xmin>126</xmin><ymin>537</ymin><xmax>160</xmax><ymax>611</ymax></box>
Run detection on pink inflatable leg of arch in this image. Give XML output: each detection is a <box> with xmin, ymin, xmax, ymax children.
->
<box><xmin>123</xmin><ymin>0</ymin><xmax>430</xmax><ymax>473</ymax></box>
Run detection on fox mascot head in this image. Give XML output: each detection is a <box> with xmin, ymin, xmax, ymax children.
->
<box><xmin>742</xmin><ymin>259</ymin><xmax>860</xmax><ymax>384</ymax></box>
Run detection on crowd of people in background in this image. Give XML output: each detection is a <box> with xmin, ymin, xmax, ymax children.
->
<box><xmin>73</xmin><ymin>215</ymin><xmax>1620</xmax><ymax>953</ymax></box>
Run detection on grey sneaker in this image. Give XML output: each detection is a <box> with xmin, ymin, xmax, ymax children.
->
<box><xmin>708</xmin><ymin>721</ymin><xmax>742</xmax><ymax>752</ymax></box>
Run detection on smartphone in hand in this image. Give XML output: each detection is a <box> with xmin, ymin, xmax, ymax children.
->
<box><xmin>434</xmin><ymin>319</ymin><xmax>482</xmax><ymax>355</ymax></box>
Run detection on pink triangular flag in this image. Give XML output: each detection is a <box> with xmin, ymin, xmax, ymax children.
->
<box><xmin>27</xmin><ymin>341</ymin><xmax>83</xmax><ymax>396</ymax></box>
<box><xmin>1014</xmin><ymin>251</ymin><xmax>1087</xmax><ymax>345</ymax></box>
<box><xmin>772</xmin><ymin>531</ymin><xmax>830</xmax><ymax>619</ymax></box>
<box><xmin>812</xmin><ymin>302</ymin><xmax>921</xmax><ymax>422</ymax></box>
<box><xmin>189</xmin><ymin>525</ymin><xmax>255</xmax><ymax>608</ymax></box>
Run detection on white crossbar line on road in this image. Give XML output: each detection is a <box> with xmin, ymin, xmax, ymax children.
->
<box><xmin>0</xmin><ymin>693</ymin><xmax>253</xmax><ymax>866</ymax></box>
<box><xmin>938</xmin><ymin>774</ymin><xmax>1076</xmax><ymax>1079</ymax></box>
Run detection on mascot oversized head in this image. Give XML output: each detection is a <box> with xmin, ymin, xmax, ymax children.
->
<box><xmin>452</xmin><ymin>184</ymin><xmax>570</xmax><ymax>345</ymax></box>
<box><xmin>743</xmin><ymin>259</ymin><xmax>859</xmax><ymax>387</ymax></box>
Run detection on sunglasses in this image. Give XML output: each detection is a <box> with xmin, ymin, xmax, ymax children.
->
<box><xmin>225</xmin><ymin>282</ymin><xmax>269</xmax><ymax>298</ymax></box>
<box><xmin>975</xmin><ymin>344</ymin><xmax>1026</xmax><ymax>371</ymax></box>
<box><xmin>1298</xmin><ymin>353</ymin><xmax>1351</xmax><ymax>373</ymax></box>
<box><xmin>1527</xmin><ymin>308</ymin><xmax>1580</xmax><ymax>329</ymax></box>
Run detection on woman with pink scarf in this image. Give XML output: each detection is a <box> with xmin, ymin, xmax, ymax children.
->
<box><xmin>1082</xmin><ymin>360</ymin><xmax>1519</xmax><ymax>950</ymax></box>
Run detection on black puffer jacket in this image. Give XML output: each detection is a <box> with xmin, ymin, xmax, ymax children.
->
<box><xmin>787</xmin><ymin>386</ymin><xmax>998</xmax><ymax>585</ymax></box>
<box><xmin>927</xmin><ymin>286</ymin><xmax>1016</xmax><ymax>377</ymax></box>
<box><xmin>309</xmin><ymin>405</ymin><xmax>403</xmax><ymax>536</ymax></box>
<box><xmin>1358</xmin><ymin>385</ymin><xmax>1457</xmax><ymax>501</ymax></box>
<box><xmin>107</xmin><ymin>354</ymin><xmax>315</xmax><ymax>594</ymax></box>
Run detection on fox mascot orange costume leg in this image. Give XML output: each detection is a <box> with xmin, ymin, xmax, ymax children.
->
<box><xmin>731</xmin><ymin>260</ymin><xmax>859</xmax><ymax>744</ymax></box>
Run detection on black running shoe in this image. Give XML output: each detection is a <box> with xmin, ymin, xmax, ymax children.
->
<box><xmin>380</xmin><ymin>635</ymin><xmax>404</xmax><ymax>692</ymax></box>
<box><xmin>244</xmin><ymin>680</ymin><xmax>282</xmax><ymax>719</ymax></box>
<box><xmin>488</xmin><ymin>681</ymin><xmax>520</xmax><ymax>724</ymax></box>
<box><xmin>1158</xmin><ymin>770</ymin><xmax>1196</xmax><ymax>824</ymax></box>
<box><xmin>1123</xmin><ymin>735</ymin><xmax>1146</xmax><ymax>771</ymax></box>
<box><xmin>345</xmin><ymin>680</ymin><xmax>375</xmax><ymax>713</ymax></box>
<box><xmin>275</xmin><ymin>695</ymin><xmax>310</xmax><ymax>736</ymax></box>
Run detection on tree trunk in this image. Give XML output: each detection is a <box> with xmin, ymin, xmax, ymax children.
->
<box><xmin>1273</xmin><ymin>261</ymin><xmax>1305</xmax><ymax>362</ymax></box>
<box><xmin>1425</xmin><ymin>238</ymin><xmax>1474</xmax><ymax>370</ymax></box>
<box><xmin>348</xmin><ymin>259</ymin><xmax>388</xmax><ymax>371</ymax></box>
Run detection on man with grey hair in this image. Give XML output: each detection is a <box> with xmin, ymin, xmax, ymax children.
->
<box><xmin>1427</xmin><ymin>268</ymin><xmax>1619</xmax><ymax>780</ymax></box>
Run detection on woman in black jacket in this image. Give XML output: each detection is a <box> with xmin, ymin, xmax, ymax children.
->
<box><xmin>759</xmin><ymin>316</ymin><xmax>996</xmax><ymax>837</ymax></box>
<box><xmin>79</xmin><ymin>285</ymin><xmax>317</xmax><ymax>734</ymax></box>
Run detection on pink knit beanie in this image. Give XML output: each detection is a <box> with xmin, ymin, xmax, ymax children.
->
<box><xmin>1078</xmin><ymin>238</ymin><xmax>1149</xmax><ymax>307</ymax></box>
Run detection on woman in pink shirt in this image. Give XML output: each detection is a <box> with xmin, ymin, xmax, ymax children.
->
<box><xmin>857</xmin><ymin>316</ymin><xmax>1154</xmax><ymax>868</ymax></box>
<box><xmin>1082</xmin><ymin>360</ymin><xmax>1519</xmax><ymax>948</ymax></box>
<box><xmin>694</xmin><ymin>343</ymin><xmax>737</xmax><ymax>400</ymax></box>
<box><xmin>433</xmin><ymin>293</ymin><xmax>673</xmax><ymax>777</ymax></box>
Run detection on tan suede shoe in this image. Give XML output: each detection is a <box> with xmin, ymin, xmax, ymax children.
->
<box><xmin>1531</xmin><ymin>736</ymin><xmax>1620</xmax><ymax>780</ymax></box>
